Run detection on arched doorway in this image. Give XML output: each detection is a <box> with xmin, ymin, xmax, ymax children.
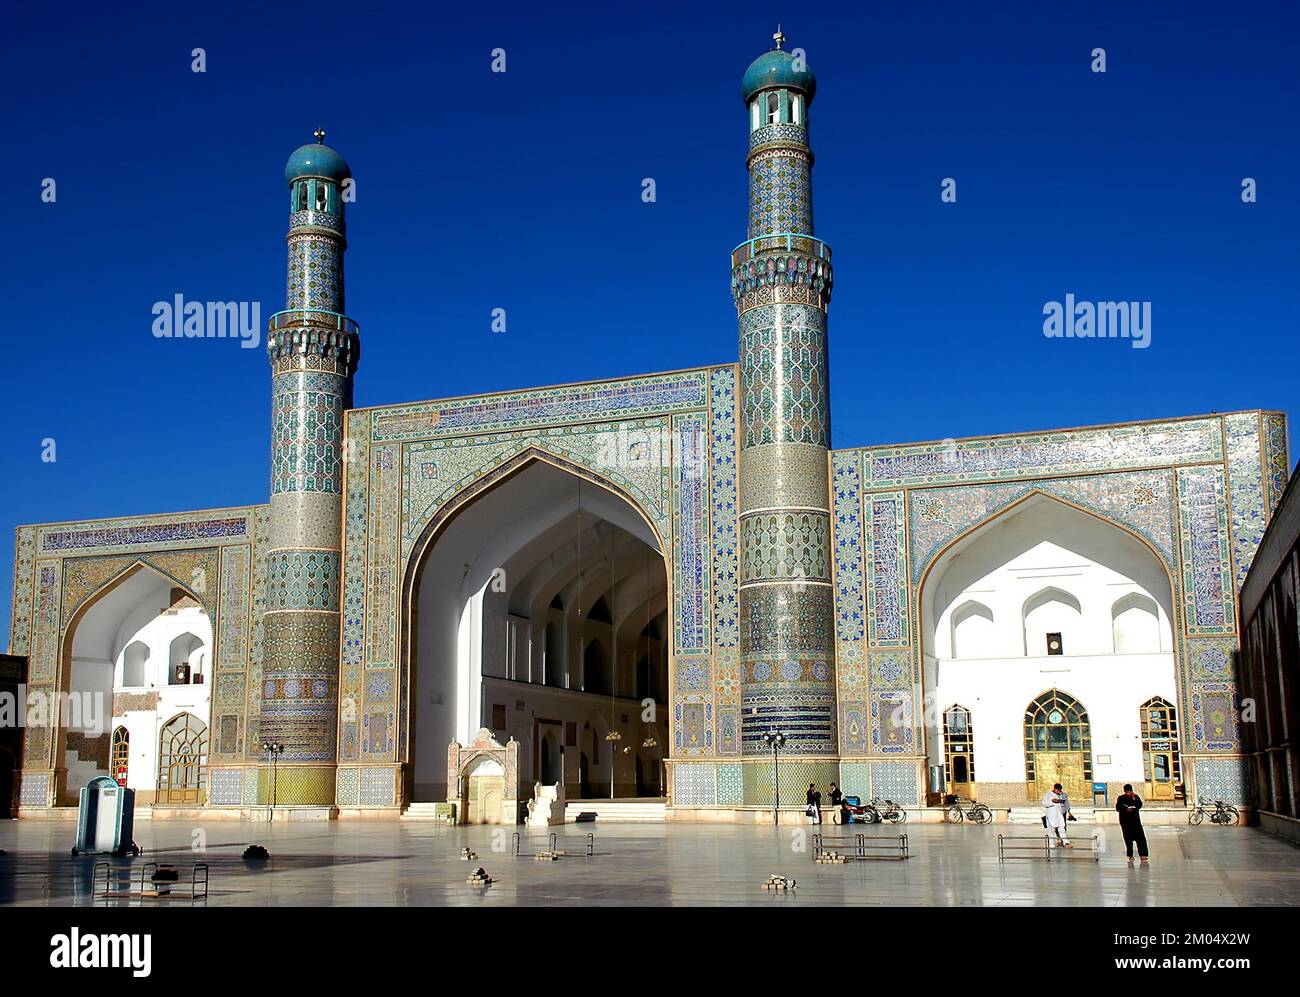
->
<box><xmin>1140</xmin><ymin>696</ymin><xmax>1181</xmax><ymax>801</ymax></box>
<box><xmin>539</xmin><ymin>728</ymin><xmax>562</xmax><ymax>785</ymax></box>
<box><xmin>157</xmin><ymin>713</ymin><xmax>208</xmax><ymax>805</ymax></box>
<box><xmin>58</xmin><ymin>564</ymin><xmax>212</xmax><ymax>805</ymax></box>
<box><xmin>0</xmin><ymin>745</ymin><xmax>15</xmax><ymax>819</ymax></box>
<box><xmin>942</xmin><ymin>704</ymin><xmax>976</xmax><ymax>799</ymax></box>
<box><xmin>1025</xmin><ymin>690</ymin><xmax>1091</xmax><ymax>800</ymax></box>
<box><xmin>919</xmin><ymin>493</ymin><xmax>1178</xmax><ymax>805</ymax></box>
<box><xmin>462</xmin><ymin>756</ymin><xmax>505</xmax><ymax>824</ymax></box>
<box><xmin>110</xmin><ymin>726</ymin><xmax>130</xmax><ymax>786</ymax></box>
<box><xmin>404</xmin><ymin>455</ymin><xmax>670</xmax><ymax>804</ymax></box>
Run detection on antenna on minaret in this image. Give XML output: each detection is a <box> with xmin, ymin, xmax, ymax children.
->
<box><xmin>313</xmin><ymin>128</ymin><xmax>326</xmax><ymax>144</ymax></box>
<box><xmin>773</xmin><ymin>24</ymin><xmax>784</xmax><ymax>50</ymax></box>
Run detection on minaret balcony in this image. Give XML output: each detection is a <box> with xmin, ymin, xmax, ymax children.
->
<box><xmin>731</xmin><ymin>233</ymin><xmax>831</xmax><ymax>269</ymax></box>
<box><xmin>269</xmin><ymin>309</ymin><xmax>360</xmax><ymax>337</ymax></box>
<box><xmin>730</xmin><ymin>235</ymin><xmax>833</xmax><ymax>310</ymax></box>
<box><xmin>266</xmin><ymin>309</ymin><xmax>360</xmax><ymax>375</ymax></box>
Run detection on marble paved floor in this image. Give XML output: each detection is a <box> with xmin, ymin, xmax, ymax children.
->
<box><xmin>1</xmin><ymin>819</ymin><xmax>1297</xmax><ymax>906</ymax></box>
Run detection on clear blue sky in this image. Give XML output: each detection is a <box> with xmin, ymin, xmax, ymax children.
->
<box><xmin>3</xmin><ymin>1</ymin><xmax>1298</xmax><ymax>648</ymax></box>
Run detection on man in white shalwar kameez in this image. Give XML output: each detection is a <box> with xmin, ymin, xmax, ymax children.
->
<box><xmin>1042</xmin><ymin>782</ymin><xmax>1072</xmax><ymax>847</ymax></box>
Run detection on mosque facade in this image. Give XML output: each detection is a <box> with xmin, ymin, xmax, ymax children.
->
<box><xmin>5</xmin><ymin>37</ymin><xmax>1288</xmax><ymax>820</ymax></box>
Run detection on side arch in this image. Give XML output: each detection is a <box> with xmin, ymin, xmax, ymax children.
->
<box><xmin>915</xmin><ymin>489</ymin><xmax>1186</xmax><ymax>780</ymax></box>
<box><xmin>56</xmin><ymin>562</ymin><xmax>209</xmax><ymax>804</ymax></box>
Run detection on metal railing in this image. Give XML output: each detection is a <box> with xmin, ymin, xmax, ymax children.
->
<box><xmin>268</xmin><ymin>309</ymin><xmax>359</xmax><ymax>335</ymax></box>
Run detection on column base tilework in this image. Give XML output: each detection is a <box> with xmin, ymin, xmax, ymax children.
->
<box><xmin>335</xmin><ymin>765</ymin><xmax>399</xmax><ymax>807</ymax></box>
<box><xmin>257</xmin><ymin>764</ymin><xmax>336</xmax><ymax>807</ymax></box>
<box><xmin>260</xmin><ymin>612</ymin><xmax>340</xmax><ymax>765</ymax></box>
<box><xmin>740</xmin><ymin>758</ymin><xmax>841</xmax><ymax>807</ymax></box>
<box><xmin>838</xmin><ymin>759</ymin><xmax>922</xmax><ymax>806</ymax></box>
<box><xmin>739</xmin><ymin>583</ymin><xmax>837</xmax><ymax>755</ymax></box>
<box><xmin>1191</xmin><ymin>756</ymin><xmax>1250</xmax><ymax>806</ymax></box>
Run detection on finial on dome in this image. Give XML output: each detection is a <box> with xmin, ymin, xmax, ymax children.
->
<box><xmin>773</xmin><ymin>24</ymin><xmax>784</xmax><ymax>50</ymax></box>
<box><xmin>314</xmin><ymin>128</ymin><xmax>326</xmax><ymax>144</ymax></box>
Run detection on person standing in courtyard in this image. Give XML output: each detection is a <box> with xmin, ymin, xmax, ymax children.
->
<box><xmin>1116</xmin><ymin>784</ymin><xmax>1149</xmax><ymax>863</ymax></box>
<box><xmin>1043</xmin><ymin>783</ymin><xmax>1072</xmax><ymax>847</ymax></box>
<box><xmin>806</xmin><ymin>783</ymin><xmax>821</xmax><ymax>824</ymax></box>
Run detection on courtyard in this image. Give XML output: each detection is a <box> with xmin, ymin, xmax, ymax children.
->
<box><xmin>1</xmin><ymin>819</ymin><xmax>1297</xmax><ymax>907</ymax></box>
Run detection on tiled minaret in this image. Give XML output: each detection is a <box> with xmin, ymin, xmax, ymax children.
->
<box><xmin>732</xmin><ymin>32</ymin><xmax>839</xmax><ymax>803</ymax></box>
<box><xmin>260</xmin><ymin>131</ymin><xmax>359</xmax><ymax>806</ymax></box>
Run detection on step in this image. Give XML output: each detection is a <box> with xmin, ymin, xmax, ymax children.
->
<box><xmin>1008</xmin><ymin>806</ymin><xmax>1097</xmax><ymax>824</ymax></box>
<box><xmin>400</xmin><ymin>803</ymin><xmax>454</xmax><ymax>821</ymax></box>
<box><xmin>563</xmin><ymin>801</ymin><xmax>666</xmax><ymax>822</ymax></box>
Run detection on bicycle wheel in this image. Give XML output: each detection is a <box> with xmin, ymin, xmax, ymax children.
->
<box><xmin>972</xmin><ymin>804</ymin><xmax>993</xmax><ymax>825</ymax></box>
<box><xmin>947</xmin><ymin>805</ymin><xmax>965</xmax><ymax>824</ymax></box>
<box><xmin>1189</xmin><ymin>808</ymin><xmax>1204</xmax><ymax>825</ymax></box>
<box><xmin>1224</xmin><ymin>806</ymin><xmax>1240</xmax><ymax>826</ymax></box>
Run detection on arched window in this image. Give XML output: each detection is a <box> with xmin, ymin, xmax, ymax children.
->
<box><xmin>1024</xmin><ymin>689</ymin><xmax>1092</xmax><ymax>798</ymax></box>
<box><xmin>636</xmin><ymin>655</ymin><xmax>651</xmax><ymax>701</ymax></box>
<box><xmin>543</xmin><ymin>622</ymin><xmax>563</xmax><ymax>688</ymax></box>
<box><xmin>110</xmin><ymin>726</ymin><xmax>130</xmax><ymax>784</ymax></box>
<box><xmin>583</xmin><ymin>640</ymin><xmax>611</xmax><ymax>696</ymax></box>
<box><xmin>1140</xmin><ymin>696</ymin><xmax>1181</xmax><ymax>801</ymax></box>
<box><xmin>1112</xmin><ymin>593</ymin><xmax>1162</xmax><ymax>653</ymax></box>
<box><xmin>157</xmin><ymin>713</ymin><xmax>208</xmax><ymax>805</ymax></box>
<box><xmin>950</xmin><ymin>600</ymin><xmax>995</xmax><ymax>659</ymax></box>
<box><xmin>1023</xmin><ymin>586</ymin><xmax>1082</xmax><ymax>656</ymax></box>
<box><xmin>169</xmin><ymin>632</ymin><xmax>203</xmax><ymax>685</ymax></box>
<box><xmin>942</xmin><ymin>705</ymin><xmax>975</xmax><ymax>797</ymax></box>
<box><xmin>121</xmin><ymin>640</ymin><xmax>150</xmax><ymax>688</ymax></box>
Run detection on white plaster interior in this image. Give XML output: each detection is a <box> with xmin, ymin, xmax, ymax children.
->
<box><xmin>920</xmin><ymin>495</ymin><xmax>1178</xmax><ymax>794</ymax></box>
<box><xmin>412</xmin><ymin>460</ymin><xmax>669</xmax><ymax>802</ymax></box>
<box><xmin>65</xmin><ymin>566</ymin><xmax>211</xmax><ymax>796</ymax></box>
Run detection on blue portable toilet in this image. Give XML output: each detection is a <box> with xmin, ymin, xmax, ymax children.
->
<box><xmin>72</xmin><ymin>776</ymin><xmax>139</xmax><ymax>856</ymax></box>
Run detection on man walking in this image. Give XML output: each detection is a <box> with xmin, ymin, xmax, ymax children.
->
<box><xmin>1116</xmin><ymin>784</ymin><xmax>1149</xmax><ymax>863</ymax></box>
<box><xmin>1042</xmin><ymin>783</ymin><xmax>1072</xmax><ymax>847</ymax></box>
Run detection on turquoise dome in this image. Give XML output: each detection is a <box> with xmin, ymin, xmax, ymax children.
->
<box><xmin>741</xmin><ymin>48</ymin><xmax>816</xmax><ymax>106</ymax></box>
<box><xmin>285</xmin><ymin>141</ymin><xmax>351</xmax><ymax>185</ymax></box>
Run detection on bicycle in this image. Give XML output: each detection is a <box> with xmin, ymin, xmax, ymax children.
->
<box><xmin>946</xmin><ymin>798</ymin><xmax>993</xmax><ymax>824</ymax></box>
<box><xmin>870</xmin><ymin>797</ymin><xmax>908</xmax><ymax>824</ymax></box>
<box><xmin>1189</xmin><ymin>799</ymin><xmax>1240</xmax><ymax>826</ymax></box>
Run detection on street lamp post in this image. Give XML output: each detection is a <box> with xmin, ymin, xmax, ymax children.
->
<box><xmin>605</xmin><ymin>730</ymin><xmax>622</xmax><ymax>800</ymax></box>
<box><xmin>761</xmin><ymin>730</ymin><xmax>787</xmax><ymax>825</ymax></box>
<box><xmin>262</xmin><ymin>741</ymin><xmax>285</xmax><ymax>822</ymax></box>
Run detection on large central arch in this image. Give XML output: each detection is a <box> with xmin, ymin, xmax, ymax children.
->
<box><xmin>400</xmin><ymin>449</ymin><xmax>672</xmax><ymax>805</ymax></box>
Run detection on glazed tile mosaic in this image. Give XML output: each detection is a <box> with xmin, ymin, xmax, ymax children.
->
<box><xmin>3</xmin><ymin>41</ymin><xmax>1290</xmax><ymax>818</ymax></box>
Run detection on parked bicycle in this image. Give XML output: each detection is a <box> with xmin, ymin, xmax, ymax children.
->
<box><xmin>870</xmin><ymin>797</ymin><xmax>908</xmax><ymax>824</ymax></box>
<box><xmin>1189</xmin><ymin>799</ymin><xmax>1240</xmax><ymax>826</ymax></box>
<box><xmin>946</xmin><ymin>797</ymin><xmax>994</xmax><ymax>824</ymax></box>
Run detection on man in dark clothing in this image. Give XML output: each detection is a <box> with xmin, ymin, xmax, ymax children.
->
<box><xmin>806</xmin><ymin>784</ymin><xmax>822</xmax><ymax>824</ymax></box>
<box><xmin>1116</xmin><ymin>783</ymin><xmax>1149</xmax><ymax>863</ymax></box>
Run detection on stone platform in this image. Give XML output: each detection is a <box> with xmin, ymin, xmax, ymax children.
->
<box><xmin>0</xmin><ymin>817</ymin><xmax>1295</xmax><ymax>907</ymax></box>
